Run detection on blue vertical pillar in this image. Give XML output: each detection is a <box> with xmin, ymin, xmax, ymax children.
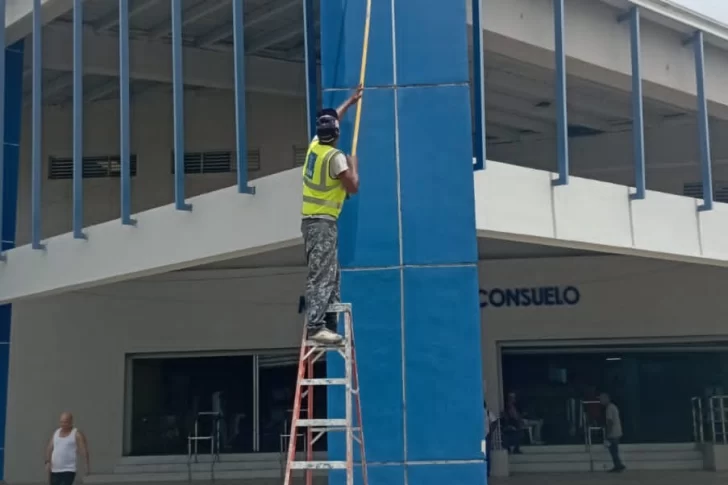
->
<box><xmin>691</xmin><ymin>30</ymin><xmax>714</xmax><ymax>211</ymax></box>
<box><xmin>321</xmin><ymin>1</ymin><xmax>484</xmax><ymax>485</ymax></box>
<box><xmin>232</xmin><ymin>0</ymin><xmax>254</xmax><ymax>195</ymax></box>
<box><xmin>0</xmin><ymin>40</ymin><xmax>25</xmax><ymax>480</ymax></box>
<box><xmin>553</xmin><ymin>0</ymin><xmax>569</xmax><ymax>186</ymax></box>
<box><xmin>302</xmin><ymin>0</ymin><xmax>318</xmax><ymax>140</ymax></box>
<box><xmin>119</xmin><ymin>0</ymin><xmax>135</xmax><ymax>225</ymax></box>
<box><xmin>31</xmin><ymin>0</ymin><xmax>44</xmax><ymax>248</ymax></box>
<box><xmin>72</xmin><ymin>0</ymin><xmax>85</xmax><ymax>238</ymax></box>
<box><xmin>171</xmin><ymin>0</ymin><xmax>192</xmax><ymax>211</ymax></box>
<box><xmin>471</xmin><ymin>0</ymin><xmax>486</xmax><ymax>171</ymax></box>
<box><xmin>627</xmin><ymin>7</ymin><xmax>646</xmax><ymax>200</ymax></box>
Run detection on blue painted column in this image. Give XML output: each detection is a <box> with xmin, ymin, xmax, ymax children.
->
<box><xmin>321</xmin><ymin>2</ymin><xmax>484</xmax><ymax>485</ymax></box>
<box><xmin>0</xmin><ymin>40</ymin><xmax>25</xmax><ymax>480</ymax></box>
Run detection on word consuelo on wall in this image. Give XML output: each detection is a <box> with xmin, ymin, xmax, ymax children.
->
<box><xmin>479</xmin><ymin>286</ymin><xmax>580</xmax><ymax>308</ymax></box>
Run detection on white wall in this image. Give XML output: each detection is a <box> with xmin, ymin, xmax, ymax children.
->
<box><xmin>15</xmin><ymin>89</ymin><xmax>308</xmax><ymax>245</ymax></box>
<box><xmin>479</xmin><ymin>255</ymin><xmax>728</xmax><ymax>409</ymax></box>
<box><xmin>475</xmin><ymin>161</ymin><xmax>728</xmax><ymax>265</ymax></box>
<box><xmin>7</xmin><ymin>254</ymin><xmax>728</xmax><ymax>483</ymax></box>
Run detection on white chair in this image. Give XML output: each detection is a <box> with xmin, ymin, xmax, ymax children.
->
<box><xmin>523</xmin><ymin>419</ymin><xmax>543</xmax><ymax>445</ymax></box>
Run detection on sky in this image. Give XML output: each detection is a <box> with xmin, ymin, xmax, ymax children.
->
<box><xmin>673</xmin><ymin>0</ymin><xmax>728</xmax><ymax>24</ymax></box>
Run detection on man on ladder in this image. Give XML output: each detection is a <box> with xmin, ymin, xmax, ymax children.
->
<box><xmin>301</xmin><ymin>85</ymin><xmax>363</xmax><ymax>345</ymax></box>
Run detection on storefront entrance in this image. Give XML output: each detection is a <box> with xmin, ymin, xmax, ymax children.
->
<box><xmin>501</xmin><ymin>344</ymin><xmax>728</xmax><ymax>445</ymax></box>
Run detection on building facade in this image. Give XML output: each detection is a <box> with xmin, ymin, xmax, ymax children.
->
<box><xmin>2</xmin><ymin>0</ymin><xmax>728</xmax><ymax>483</ymax></box>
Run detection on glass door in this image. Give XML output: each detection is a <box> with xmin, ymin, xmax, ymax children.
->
<box><xmin>501</xmin><ymin>346</ymin><xmax>728</xmax><ymax>445</ymax></box>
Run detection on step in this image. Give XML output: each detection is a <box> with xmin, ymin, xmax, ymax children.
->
<box><xmin>290</xmin><ymin>461</ymin><xmax>347</xmax><ymax>470</ymax></box>
<box><xmin>512</xmin><ymin>457</ymin><xmax>704</xmax><ymax>472</ymax></box>
<box><xmin>511</xmin><ymin>458</ymin><xmax>704</xmax><ymax>474</ymax></box>
<box><xmin>114</xmin><ymin>460</ymin><xmax>283</xmax><ymax>474</ymax></box>
<box><xmin>298</xmin><ymin>419</ymin><xmax>348</xmax><ymax>428</ymax></box>
<box><xmin>521</xmin><ymin>442</ymin><xmax>698</xmax><ymax>454</ymax></box>
<box><xmin>508</xmin><ymin>442</ymin><xmax>704</xmax><ymax>474</ymax></box>
<box><xmin>87</xmin><ymin>469</ymin><xmax>289</xmax><ymax>483</ymax></box>
<box><xmin>116</xmin><ymin>452</ymin><xmax>285</xmax><ymax>466</ymax></box>
<box><xmin>510</xmin><ymin>461</ymin><xmax>593</xmax><ymax>474</ymax></box>
<box><xmin>113</xmin><ymin>453</ymin><xmax>325</xmax><ymax>474</ymax></box>
<box><xmin>509</xmin><ymin>449</ymin><xmax>702</xmax><ymax>464</ymax></box>
<box><xmin>622</xmin><ymin>459</ymin><xmax>703</xmax><ymax>471</ymax></box>
<box><xmin>326</xmin><ymin>303</ymin><xmax>352</xmax><ymax>314</ymax></box>
<box><xmin>619</xmin><ymin>442</ymin><xmax>699</xmax><ymax>452</ymax></box>
<box><xmin>301</xmin><ymin>378</ymin><xmax>347</xmax><ymax>386</ymax></box>
<box><xmin>304</xmin><ymin>340</ymin><xmax>345</xmax><ymax>349</ymax></box>
<box><xmin>509</xmin><ymin>448</ymin><xmax>704</xmax><ymax>473</ymax></box>
<box><xmin>98</xmin><ymin>456</ymin><xmax>330</xmax><ymax>483</ymax></box>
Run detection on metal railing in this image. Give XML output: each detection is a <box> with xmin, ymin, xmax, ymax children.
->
<box><xmin>692</xmin><ymin>395</ymin><xmax>728</xmax><ymax>445</ymax></box>
<box><xmin>580</xmin><ymin>400</ymin><xmax>605</xmax><ymax>472</ymax></box>
<box><xmin>490</xmin><ymin>418</ymin><xmax>503</xmax><ymax>451</ymax></box>
<box><xmin>187</xmin><ymin>411</ymin><xmax>222</xmax><ymax>483</ymax></box>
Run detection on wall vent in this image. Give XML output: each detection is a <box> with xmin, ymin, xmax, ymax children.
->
<box><xmin>293</xmin><ymin>146</ymin><xmax>307</xmax><ymax>167</ymax></box>
<box><xmin>171</xmin><ymin>149</ymin><xmax>261</xmax><ymax>174</ymax></box>
<box><xmin>684</xmin><ymin>181</ymin><xmax>728</xmax><ymax>203</ymax></box>
<box><xmin>49</xmin><ymin>154</ymin><xmax>138</xmax><ymax>180</ymax></box>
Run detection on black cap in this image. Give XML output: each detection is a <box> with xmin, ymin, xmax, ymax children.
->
<box><xmin>316</xmin><ymin>108</ymin><xmax>340</xmax><ymax>143</ymax></box>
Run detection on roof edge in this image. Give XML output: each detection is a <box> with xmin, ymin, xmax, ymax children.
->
<box><xmin>629</xmin><ymin>0</ymin><xmax>728</xmax><ymax>43</ymax></box>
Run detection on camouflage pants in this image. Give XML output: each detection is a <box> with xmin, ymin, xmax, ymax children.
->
<box><xmin>302</xmin><ymin>218</ymin><xmax>341</xmax><ymax>331</ymax></box>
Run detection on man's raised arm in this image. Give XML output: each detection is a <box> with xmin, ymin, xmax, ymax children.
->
<box><xmin>336</xmin><ymin>85</ymin><xmax>364</xmax><ymax>119</ymax></box>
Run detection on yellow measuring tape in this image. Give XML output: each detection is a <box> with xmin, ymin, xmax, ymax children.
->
<box><xmin>351</xmin><ymin>0</ymin><xmax>372</xmax><ymax>157</ymax></box>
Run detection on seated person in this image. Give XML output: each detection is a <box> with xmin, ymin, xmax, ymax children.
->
<box><xmin>500</xmin><ymin>410</ymin><xmax>522</xmax><ymax>454</ymax></box>
<box><xmin>505</xmin><ymin>391</ymin><xmax>545</xmax><ymax>448</ymax></box>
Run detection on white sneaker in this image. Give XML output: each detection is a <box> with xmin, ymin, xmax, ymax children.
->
<box><xmin>310</xmin><ymin>328</ymin><xmax>343</xmax><ymax>345</ymax></box>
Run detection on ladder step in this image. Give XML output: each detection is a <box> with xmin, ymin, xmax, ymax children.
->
<box><xmin>301</xmin><ymin>378</ymin><xmax>347</xmax><ymax>386</ymax></box>
<box><xmin>290</xmin><ymin>461</ymin><xmax>347</xmax><ymax>470</ymax></box>
<box><xmin>298</xmin><ymin>419</ymin><xmax>347</xmax><ymax>427</ymax></box>
<box><xmin>326</xmin><ymin>303</ymin><xmax>351</xmax><ymax>314</ymax></box>
<box><xmin>305</xmin><ymin>340</ymin><xmax>345</xmax><ymax>348</ymax></box>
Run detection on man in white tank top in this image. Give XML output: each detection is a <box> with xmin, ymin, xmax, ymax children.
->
<box><xmin>44</xmin><ymin>412</ymin><xmax>90</xmax><ymax>485</ymax></box>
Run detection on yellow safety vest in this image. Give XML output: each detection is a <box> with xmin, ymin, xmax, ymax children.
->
<box><xmin>301</xmin><ymin>139</ymin><xmax>348</xmax><ymax>219</ymax></box>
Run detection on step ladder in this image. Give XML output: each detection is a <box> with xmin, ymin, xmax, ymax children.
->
<box><xmin>283</xmin><ymin>303</ymin><xmax>369</xmax><ymax>485</ymax></box>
